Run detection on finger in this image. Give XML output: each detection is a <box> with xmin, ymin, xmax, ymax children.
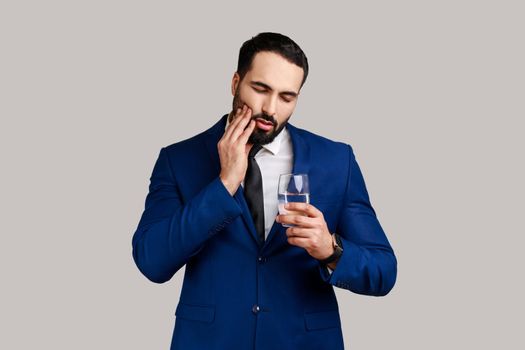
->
<box><xmin>286</xmin><ymin>226</ymin><xmax>314</xmax><ymax>238</ymax></box>
<box><xmin>284</xmin><ymin>202</ymin><xmax>322</xmax><ymax>218</ymax></box>
<box><xmin>223</xmin><ymin>105</ymin><xmax>247</xmax><ymax>139</ymax></box>
<box><xmin>287</xmin><ymin>236</ymin><xmax>310</xmax><ymax>249</ymax></box>
<box><xmin>239</xmin><ymin>118</ymin><xmax>256</xmax><ymax>145</ymax></box>
<box><xmin>277</xmin><ymin>214</ymin><xmax>316</xmax><ymax>228</ymax></box>
<box><xmin>229</xmin><ymin>107</ymin><xmax>253</xmax><ymax>142</ymax></box>
<box><xmin>224</xmin><ymin>105</ymin><xmax>248</xmax><ymax>140</ymax></box>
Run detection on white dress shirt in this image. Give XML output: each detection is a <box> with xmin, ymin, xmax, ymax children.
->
<box><xmin>225</xmin><ymin>119</ymin><xmax>294</xmax><ymax>239</ymax></box>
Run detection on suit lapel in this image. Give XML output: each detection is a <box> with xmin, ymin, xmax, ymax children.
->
<box><xmin>203</xmin><ymin>115</ymin><xmax>225</xmax><ymax>176</ymax></box>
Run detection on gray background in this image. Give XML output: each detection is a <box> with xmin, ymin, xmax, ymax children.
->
<box><xmin>1</xmin><ymin>1</ymin><xmax>523</xmax><ymax>349</ymax></box>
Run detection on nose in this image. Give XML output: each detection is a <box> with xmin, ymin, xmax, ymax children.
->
<box><xmin>261</xmin><ymin>94</ymin><xmax>277</xmax><ymax>117</ymax></box>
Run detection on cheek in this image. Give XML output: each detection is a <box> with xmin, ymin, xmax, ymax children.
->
<box><xmin>277</xmin><ymin>102</ymin><xmax>296</xmax><ymax>121</ymax></box>
<box><xmin>239</xmin><ymin>86</ymin><xmax>263</xmax><ymax>111</ymax></box>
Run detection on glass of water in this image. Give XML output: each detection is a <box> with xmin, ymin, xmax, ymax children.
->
<box><xmin>278</xmin><ymin>173</ymin><xmax>310</xmax><ymax>228</ymax></box>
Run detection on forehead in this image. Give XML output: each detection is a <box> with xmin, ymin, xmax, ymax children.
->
<box><xmin>244</xmin><ymin>51</ymin><xmax>304</xmax><ymax>93</ymax></box>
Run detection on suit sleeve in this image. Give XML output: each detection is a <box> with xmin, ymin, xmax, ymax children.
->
<box><xmin>319</xmin><ymin>145</ymin><xmax>397</xmax><ymax>296</ymax></box>
<box><xmin>131</xmin><ymin>147</ymin><xmax>243</xmax><ymax>283</ymax></box>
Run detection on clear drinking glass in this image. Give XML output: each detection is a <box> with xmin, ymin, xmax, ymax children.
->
<box><xmin>278</xmin><ymin>173</ymin><xmax>310</xmax><ymax>228</ymax></box>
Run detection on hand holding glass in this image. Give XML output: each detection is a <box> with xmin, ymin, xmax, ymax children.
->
<box><xmin>278</xmin><ymin>174</ymin><xmax>310</xmax><ymax>228</ymax></box>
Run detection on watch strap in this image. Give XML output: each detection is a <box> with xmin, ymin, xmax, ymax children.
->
<box><xmin>320</xmin><ymin>234</ymin><xmax>343</xmax><ymax>265</ymax></box>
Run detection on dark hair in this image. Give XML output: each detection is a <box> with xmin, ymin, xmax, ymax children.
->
<box><xmin>237</xmin><ymin>32</ymin><xmax>309</xmax><ymax>89</ymax></box>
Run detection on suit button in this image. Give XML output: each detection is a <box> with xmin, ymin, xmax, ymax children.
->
<box><xmin>252</xmin><ymin>305</ymin><xmax>260</xmax><ymax>314</ymax></box>
<box><xmin>257</xmin><ymin>256</ymin><xmax>266</xmax><ymax>263</ymax></box>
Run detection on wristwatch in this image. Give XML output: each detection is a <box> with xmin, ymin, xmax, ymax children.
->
<box><xmin>320</xmin><ymin>233</ymin><xmax>343</xmax><ymax>265</ymax></box>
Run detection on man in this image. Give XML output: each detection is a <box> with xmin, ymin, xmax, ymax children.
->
<box><xmin>132</xmin><ymin>32</ymin><xmax>396</xmax><ymax>349</ymax></box>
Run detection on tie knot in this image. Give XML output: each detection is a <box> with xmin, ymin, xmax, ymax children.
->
<box><xmin>249</xmin><ymin>144</ymin><xmax>263</xmax><ymax>158</ymax></box>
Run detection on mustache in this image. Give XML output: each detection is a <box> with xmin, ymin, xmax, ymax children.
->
<box><xmin>251</xmin><ymin>113</ymin><xmax>276</xmax><ymax>126</ymax></box>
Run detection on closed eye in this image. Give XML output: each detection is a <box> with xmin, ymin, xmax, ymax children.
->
<box><xmin>253</xmin><ymin>87</ymin><xmax>293</xmax><ymax>102</ymax></box>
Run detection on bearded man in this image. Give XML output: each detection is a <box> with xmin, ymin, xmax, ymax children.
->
<box><xmin>132</xmin><ymin>32</ymin><xmax>397</xmax><ymax>350</ymax></box>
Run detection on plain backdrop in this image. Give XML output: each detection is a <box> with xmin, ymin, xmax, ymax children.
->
<box><xmin>1</xmin><ymin>1</ymin><xmax>523</xmax><ymax>349</ymax></box>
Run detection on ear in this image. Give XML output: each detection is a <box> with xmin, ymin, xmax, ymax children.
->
<box><xmin>231</xmin><ymin>72</ymin><xmax>240</xmax><ymax>96</ymax></box>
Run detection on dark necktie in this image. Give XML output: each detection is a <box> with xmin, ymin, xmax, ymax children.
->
<box><xmin>244</xmin><ymin>144</ymin><xmax>265</xmax><ymax>243</ymax></box>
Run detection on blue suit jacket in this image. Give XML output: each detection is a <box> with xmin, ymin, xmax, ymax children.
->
<box><xmin>132</xmin><ymin>115</ymin><xmax>397</xmax><ymax>349</ymax></box>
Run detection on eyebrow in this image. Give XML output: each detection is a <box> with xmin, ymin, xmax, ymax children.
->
<box><xmin>250</xmin><ymin>81</ymin><xmax>299</xmax><ymax>98</ymax></box>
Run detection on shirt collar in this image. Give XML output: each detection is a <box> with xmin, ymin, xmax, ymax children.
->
<box><xmin>225</xmin><ymin>115</ymin><xmax>288</xmax><ymax>156</ymax></box>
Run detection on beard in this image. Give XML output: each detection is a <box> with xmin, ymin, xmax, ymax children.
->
<box><xmin>230</xmin><ymin>88</ymin><xmax>291</xmax><ymax>145</ymax></box>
